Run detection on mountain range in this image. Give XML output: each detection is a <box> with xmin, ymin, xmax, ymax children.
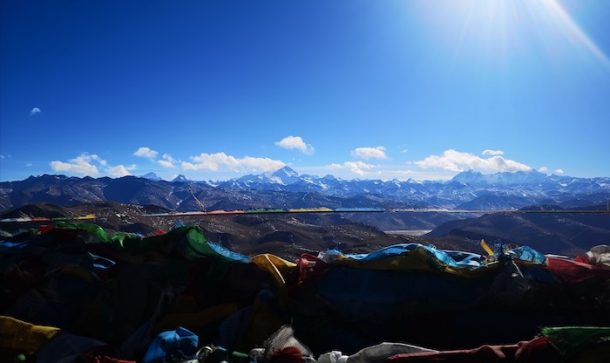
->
<box><xmin>1</xmin><ymin>167</ymin><xmax>609</xmax><ymax>213</ymax></box>
<box><xmin>2</xmin><ymin>168</ymin><xmax>609</xmax><ymax>255</ymax></box>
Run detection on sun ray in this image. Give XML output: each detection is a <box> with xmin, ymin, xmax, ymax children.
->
<box><xmin>541</xmin><ymin>0</ymin><xmax>610</xmax><ymax>69</ymax></box>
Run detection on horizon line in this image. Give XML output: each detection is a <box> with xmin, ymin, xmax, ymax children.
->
<box><xmin>2</xmin><ymin>169</ymin><xmax>608</xmax><ymax>184</ymax></box>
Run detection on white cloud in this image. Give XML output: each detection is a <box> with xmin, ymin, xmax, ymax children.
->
<box><xmin>538</xmin><ymin>166</ymin><xmax>550</xmax><ymax>174</ymax></box>
<box><xmin>158</xmin><ymin>153</ymin><xmax>176</xmax><ymax>168</ymax></box>
<box><xmin>107</xmin><ymin>164</ymin><xmax>136</xmax><ymax>177</ymax></box>
<box><xmin>352</xmin><ymin>146</ymin><xmax>388</xmax><ymax>160</ymax></box>
<box><xmin>181</xmin><ymin>152</ymin><xmax>285</xmax><ymax>173</ymax></box>
<box><xmin>554</xmin><ymin>168</ymin><xmax>565</xmax><ymax>175</ymax></box>
<box><xmin>415</xmin><ymin>149</ymin><xmax>532</xmax><ymax>173</ymax></box>
<box><xmin>133</xmin><ymin>148</ymin><xmax>176</xmax><ymax>168</ymax></box>
<box><xmin>401</xmin><ymin>149</ymin><xmax>409</xmax><ymax>153</ymax></box>
<box><xmin>328</xmin><ymin>161</ymin><xmax>375</xmax><ymax>176</ymax></box>
<box><xmin>30</xmin><ymin>107</ymin><xmax>41</xmax><ymax>116</ymax></box>
<box><xmin>158</xmin><ymin>160</ymin><xmax>174</xmax><ymax>168</ymax></box>
<box><xmin>482</xmin><ymin>149</ymin><xmax>504</xmax><ymax>156</ymax></box>
<box><xmin>275</xmin><ymin>136</ymin><xmax>314</xmax><ymax>155</ymax></box>
<box><xmin>50</xmin><ymin>153</ymin><xmax>105</xmax><ymax>176</ymax></box>
<box><xmin>298</xmin><ymin>163</ymin><xmax>456</xmax><ymax>181</ymax></box>
<box><xmin>50</xmin><ymin>153</ymin><xmax>137</xmax><ymax>177</ymax></box>
<box><xmin>134</xmin><ymin>146</ymin><xmax>159</xmax><ymax>159</ymax></box>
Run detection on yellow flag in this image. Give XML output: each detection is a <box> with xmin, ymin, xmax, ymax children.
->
<box><xmin>480</xmin><ymin>239</ymin><xmax>494</xmax><ymax>256</ymax></box>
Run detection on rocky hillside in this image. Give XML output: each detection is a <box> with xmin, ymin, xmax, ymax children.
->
<box><xmin>426</xmin><ymin>205</ymin><xmax>610</xmax><ymax>255</ymax></box>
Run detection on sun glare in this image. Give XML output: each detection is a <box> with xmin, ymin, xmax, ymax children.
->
<box><xmin>540</xmin><ymin>0</ymin><xmax>610</xmax><ymax>69</ymax></box>
<box><xmin>418</xmin><ymin>0</ymin><xmax>610</xmax><ymax>70</ymax></box>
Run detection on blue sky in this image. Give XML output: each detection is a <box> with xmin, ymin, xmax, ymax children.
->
<box><xmin>1</xmin><ymin>0</ymin><xmax>609</xmax><ymax>181</ymax></box>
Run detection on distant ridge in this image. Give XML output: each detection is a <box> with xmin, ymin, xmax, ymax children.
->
<box><xmin>1</xmin><ymin>170</ymin><xmax>609</xmax><ymax>212</ymax></box>
<box><xmin>427</xmin><ymin>203</ymin><xmax>610</xmax><ymax>255</ymax></box>
<box><xmin>172</xmin><ymin>174</ymin><xmax>189</xmax><ymax>183</ymax></box>
<box><xmin>141</xmin><ymin>172</ymin><xmax>162</xmax><ymax>181</ymax></box>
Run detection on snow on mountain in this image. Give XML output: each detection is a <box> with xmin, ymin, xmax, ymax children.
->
<box><xmin>1</xmin><ymin>169</ymin><xmax>609</xmax><ymax>212</ymax></box>
<box><xmin>172</xmin><ymin>174</ymin><xmax>189</xmax><ymax>183</ymax></box>
<box><xmin>268</xmin><ymin>166</ymin><xmax>301</xmax><ymax>185</ymax></box>
<box><xmin>141</xmin><ymin>172</ymin><xmax>162</xmax><ymax>181</ymax></box>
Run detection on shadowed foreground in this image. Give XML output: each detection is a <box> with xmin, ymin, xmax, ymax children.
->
<box><xmin>1</xmin><ymin>223</ymin><xmax>609</xmax><ymax>362</ymax></box>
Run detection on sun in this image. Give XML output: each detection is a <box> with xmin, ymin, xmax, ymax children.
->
<box><xmin>415</xmin><ymin>0</ymin><xmax>609</xmax><ymax>70</ymax></box>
